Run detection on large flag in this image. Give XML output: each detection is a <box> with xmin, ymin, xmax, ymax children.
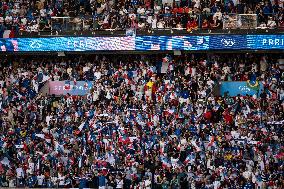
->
<box><xmin>184</xmin><ymin>153</ymin><xmax>195</xmax><ymax>165</ymax></box>
<box><xmin>161</xmin><ymin>157</ymin><xmax>171</xmax><ymax>168</ymax></box>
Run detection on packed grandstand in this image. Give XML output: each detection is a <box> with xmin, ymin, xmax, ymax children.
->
<box><xmin>0</xmin><ymin>53</ymin><xmax>283</xmax><ymax>188</ymax></box>
<box><xmin>0</xmin><ymin>0</ymin><xmax>284</xmax><ymax>189</ymax></box>
<box><xmin>0</xmin><ymin>0</ymin><xmax>283</xmax><ymax>34</ymax></box>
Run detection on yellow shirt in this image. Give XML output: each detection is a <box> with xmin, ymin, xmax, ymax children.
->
<box><xmin>224</xmin><ymin>154</ymin><xmax>233</xmax><ymax>160</ymax></box>
<box><xmin>146</xmin><ymin>81</ymin><xmax>154</xmax><ymax>89</ymax></box>
<box><xmin>216</xmin><ymin>136</ymin><xmax>222</xmax><ymax>142</ymax></box>
<box><xmin>20</xmin><ymin>130</ymin><xmax>27</xmax><ymax>137</ymax></box>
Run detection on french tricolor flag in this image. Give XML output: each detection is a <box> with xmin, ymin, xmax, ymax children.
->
<box><xmin>64</xmin><ymin>81</ymin><xmax>71</xmax><ymax>90</ymax></box>
<box><xmin>184</xmin><ymin>154</ymin><xmax>192</xmax><ymax>165</ymax></box>
<box><xmin>119</xmin><ymin>135</ymin><xmax>130</xmax><ymax>144</ymax></box>
<box><xmin>161</xmin><ymin>157</ymin><xmax>171</xmax><ymax>168</ymax></box>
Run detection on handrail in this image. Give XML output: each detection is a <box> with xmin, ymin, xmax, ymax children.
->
<box><xmin>1</xmin><ymin>13</ymin><xmax>283</xmax><ymax>36</ymax></box>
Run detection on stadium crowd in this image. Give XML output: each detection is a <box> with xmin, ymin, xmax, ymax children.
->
<box><xmin>0</xmin><ymin>0</ymin><xmax>284</xmax><ymax>33</ymax></box>
<box><xmin>0</xmin><ymin>53</ymin><xmax>283</xmax><ymax>188</ymax></box>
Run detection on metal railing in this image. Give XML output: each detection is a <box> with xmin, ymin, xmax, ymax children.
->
<box><xmin>1</xmin><ymin>13</ymin><xmax>283</xmax><ymax>37</ymax></box>
<box><xmin>49</xmin><ymin>13</ymin><xmax>282</xmax><ymax>32</ymax></box>
<box><xmin>222</xmin><ymin>14</ymin><xmax>258</xmax><ymax>29</ymax></box>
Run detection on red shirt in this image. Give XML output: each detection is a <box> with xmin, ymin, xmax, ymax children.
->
<box><xmin>184</xmin><ymin>7</ymin><xmax>190</xmax><ymax>13</ymax></box>
<box><xmin>178</xmin><ymin>7</ymin><xmax>184</xmax><ymax>14</ymax></box>
<box><xmin>202</xmin><ymin>21</ymin><xmax>209</xmax><ymax>29</ymax></box>
<box><xmin>224</xmin><ymin>113</ymin><xmax>233</xmax><ymax>124</ymax></box>
<box><xmin>191</xmin><ymin>20</ymin><xmax>198</xmax><ymax>28</ymax></box>
<box><xmin>172</xmin><ymin>8</ymin><xmax>179</xmax><ymax>14</ymax></box>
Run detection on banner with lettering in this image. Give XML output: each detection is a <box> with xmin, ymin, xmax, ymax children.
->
<box><xmin>49</xmin><ymin>81</ymin><xmax>93</xmax><ymax>95</ymax></box>
<box><xmin>1</xmin><ymin>35</ymin><xmax>284</xmax><ymax>52</ymax></box>
<box><xmin>220</xmin><ymin>81</ymin><xmax>263</xmax><ymax>97</ymax></box>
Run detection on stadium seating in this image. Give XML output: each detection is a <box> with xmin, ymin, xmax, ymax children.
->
<box><xmin>0</xmin><ymin>54</ymin><xmax>283</xmax><ymax>188</ymax></box>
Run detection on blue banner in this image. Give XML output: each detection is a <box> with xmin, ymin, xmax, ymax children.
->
<box><xmin>247</xmin><ymin>35</ymin><xmax>284</xmax><ymax>49</ymax></box>
<box><xmin>1</xmin><ymin>37</ymin><xmax>135</xmax><ymax>51</ymax></box>
<box><xmin>220</xmin><ymin>81</ymin><xmax>263</xmax><ymax>97</ymax></box>
<box><xmin>135</xmin><ymin>36</ymin><xmax>209</xmax><ymax>50</ymax></box>
<box><xmin>0</xmin><ymin>35</ymin><xmax>284</xmax><ymax>51</ymax></box>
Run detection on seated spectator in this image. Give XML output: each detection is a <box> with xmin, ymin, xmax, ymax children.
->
<box><xmin>213</xmin><ymin>8</ymin><xmax>222</xmax><ymax>21</ymax></box>
<box><xmin>267</xmin><ymin>16</ymin><xmax>277</xmax><ymax>28</ymax></box>
<box><xmin>154</xmin><ymin>3</ymin><xmax>161</xmax><ymax>14</ymax></box>
<box><xmin>210</xmin><ymin>16</ymin><xmax>223</xmax><ymax>29</ymax></box>
<box><xmin>186</xmin><ymin>18</ymin><xmax>198</xmax><ymax>32</ymax></box>
<box><xmin>0</xmin><ymin>0</ymin><xmax>274</xmax><ymax>33</ymax></box>
<box><xmin>137</xmin><ymin>20</ymin><xmax>146</xmax><ymax>30</ymax></box>
<box><xmin>157</xmin><ymin>19</ymin><xmax>165</xmax><ymax>29</ymax></box>
<box><xmin>202</xmin><ymin>18</ymin><xmax>209</xmax><ymax>29</ymax></box>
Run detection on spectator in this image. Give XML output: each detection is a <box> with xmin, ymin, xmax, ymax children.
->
<box><xmin>0</xmin><ymin>0</ymin><xmax>283</xmax><ymax>34</ymax></box>
<box><xmin>0</xmin><ymin>53</ymin><xmax>283</xmax><ymax>189</ymax></box>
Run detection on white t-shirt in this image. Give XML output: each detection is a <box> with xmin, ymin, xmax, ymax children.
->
<box><xmin>138</xmin><ymin>22</ymin><xmax>145</xmax><ymax>29</ymax></box>
<box><xmin>51</xmin><ymin>176</ymin><xmax>58</xmax><ymax>184</ymax></box>
<box><xmin>147</xmin><ymin>16</ymin><xmax>152</xmax><ymax>24</ymax></box>
<box><xmin>37</xmin><ymin>175</ymin><xmax>45</xmax><ymax>186</ymax></box>
<box><xmin>213</xmin><ymin>180</ymin><xmax>221</xmax><ymax>189</ymax></box>
<box><xmin>94</xmin><ymin>71</ymin><xmax>102</xmax><ymax>80</ymax></box>
<box><xmin>58</xmin><ymin>174</ymin><xmax>65</xmax><ymax>185</ymax></box>
<box><xmin>243</xmin><ymin>171</ymin><xmax>252</xmax><ymax>180</ymax></box>
<box><xmin>137</xmin><ymin>7</ymin><xmax>145</xmax><ymax>14</ymax></box>
<box><xmin>106</xmin><ymin>90</ymin><xmax>112</xmax><ymax>99</ymax></box>
<box><xmin>83</xmin><ymin>66</ymin><xmax>90</xmax><ymax>72</ymax></box>
<box><xmin>31</xmin><ymin>24</ymin><xmax>39</xmax><ymax>32</ymax></box>
<box><xmin>213</xmin><ymin>11</ymin><xmax>222</xmax><ymax>20</ymax></box>
<box><xmin>162</xmin><ymin>0</ymin><xmax>173</xmax><ymax>6</ymax></box>
<box><xmin>151</xmin><ymin>18</ymin><xmax>157</xmax><ymax>29</ymax></box>
<box><xmin>12</xmin><ymin>8</ymin><xmax>19</xmax><ymax>14</ymax></box>
<box><xmin>144</xmin><ymin>179</ymin><xmax>151</xmax><ymax>189</ymax></box>
<box><xmin>193</xmin><ymin>0</ymin><xmax>201</xmax><ymax>8</ymax></box>
<box><xmin>93</xmin><ymin>91</ymin><xmax>100</xmax><ymax>101</ymax></box>
<box><xmin>280</xmin><ymin>0</ymin><xmax>284</xmax><ymax>8</ymax></box>
<box><xmin>46</xmin><ymin>115</ymin><xmax>52</xmax><ymax>126</ymax></box>
<box><xmin>40</xmin><ymin>9</ymin><xmax>47</xmax><ymax>17</ymax></box>
<box><xmin>154</xmin><ymin>6</ymin><xmax>161</xmax><ymax>14</ymax></box>
<box><xmin>28</xmin><ymin>162</ymin><xmax>34</xmax><ymax>170</ymax></box>
<box><xmin>5</xmin><ymin>16</ymin><xmax>12</xmax><ymax>23</ymax></box>
<box><xmin>129</xmin><ymin>13</ymin><xmax>136</xmax><ymax>19</ymax></box>
<box><xmin>116</xmin><ymin>179</ymin><xmax>123</xmax><ymax>188</ymax></box>
<box><xmin>16</xmin><ymin>167</ymin><xmax>24</xmax><ymax>178</ymax></box>
<box><xmin>157</xmin><ymin>21</ymin><xmax>164</xmax><ymax>29</ymax></box>
<box><xmin>21</xmin><ymin>17</ymin><xmax>27</xmax><ymax>25</ymax></box>
<box><xmin>9</xmin><ymin>179</ymin><xmax>16</xmax><ymax>187</ymax></box>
